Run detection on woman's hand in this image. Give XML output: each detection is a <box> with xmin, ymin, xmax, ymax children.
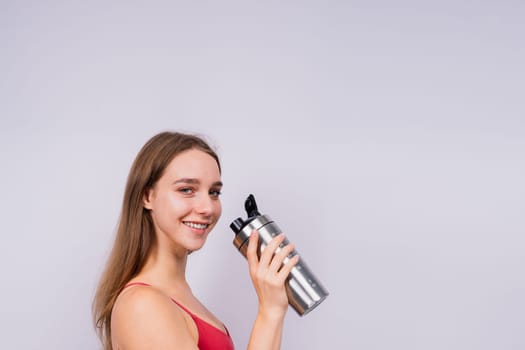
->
<box><xmin>246</xmin><ymin>230</ymin><xmax>300</xmax><ymax>319</ymax></box>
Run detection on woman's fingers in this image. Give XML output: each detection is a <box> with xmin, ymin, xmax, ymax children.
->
<box><xmin>249</xmin><ymin>232</ymin><xmax>299</xmax><ymax>282</ymax></box>
<box><xmin>246</xmin><ymin>230</ymin><xmax>260</xmax><ymax>274</ymax></box>
<box><xmin>258</xmin><ymin>233</ymin><xmax>285</xmax><ymax>268</ymax></box>
<box><xmin>277</xmin><ymin>254</ymin><xmax>299</xmax><ymax>283</ymax></box>
<box><xmin>268</xmin><ymin>242</ymin><xmax>296</xmax><ymax>273</ymax></box>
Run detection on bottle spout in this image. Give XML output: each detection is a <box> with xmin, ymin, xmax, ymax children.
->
<box><xmin>244</xmin><ymin>194</ymin><xmax>261</xmax><ymax>218</ymax></box>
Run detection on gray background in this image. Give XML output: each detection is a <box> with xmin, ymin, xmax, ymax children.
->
<box><xmin>1</xmin><ymin>1</ymin><xmax>524</xmax><ymax>349</ymax></box>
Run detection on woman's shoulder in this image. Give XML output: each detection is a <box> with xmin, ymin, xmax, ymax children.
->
<box><xmin>111</xmin><ymin>283</ymin><xmax>198</xmax><ymax>349</ymax></box>
<box><xmin>113</xmin><ymin>283</ymin><xmax>170</xmax><ymax>316</ymax></box>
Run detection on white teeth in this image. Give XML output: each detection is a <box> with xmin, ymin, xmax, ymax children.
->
<box><xmin>184</xmin><ymin>222</ymin><xmax>208</xmax><ymax>229</ymax></box>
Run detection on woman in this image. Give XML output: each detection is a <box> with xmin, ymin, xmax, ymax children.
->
<box><xmin>93</xmin><ymin>131</ymin><xmax>299</xmax><ymax>350</ymax></box>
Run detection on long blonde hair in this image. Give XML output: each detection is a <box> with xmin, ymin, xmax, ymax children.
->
<box><xmin>92</xmin><ymin>131</ymin><xmax>221</xmax><ymax>350</ymax></box>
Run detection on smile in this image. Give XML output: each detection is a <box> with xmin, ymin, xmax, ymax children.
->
<box><xmin>183</xmin><ymin>221</ymin><xmax>210</xmax><ymax>230</ymax></box>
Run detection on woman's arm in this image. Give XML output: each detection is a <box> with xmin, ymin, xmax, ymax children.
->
<box><xmin>246</xmin><ymin>231</ymin><xmax>300</xmax><ymax>350</ymax></box>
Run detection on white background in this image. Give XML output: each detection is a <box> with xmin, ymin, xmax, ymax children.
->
<box><xmin>1</xmin><ymin>1</ymin><xmax>524</xmax><ymax>349</ymax></box>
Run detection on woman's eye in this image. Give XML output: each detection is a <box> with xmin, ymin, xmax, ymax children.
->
<box><xmin>179</xmin><ymin>188</ymin><xmax>194</xmax><ymax>194</ymax></box>
<box><xmin>209</xmin><ymin>190</ymin><xmax>222</xmax><ymax>198</ymax></box>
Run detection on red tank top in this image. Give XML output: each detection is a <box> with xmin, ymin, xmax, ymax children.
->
<box><xmin>123</xmin><ymin>282</ymin><xmax>235</xmax><ymax>350</ymax></box>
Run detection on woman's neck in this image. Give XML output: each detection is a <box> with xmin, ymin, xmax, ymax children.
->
<box><xmin>138</xmin><ymin>242</ymin><xmax>191</xmax><ymax>291</ymax></box>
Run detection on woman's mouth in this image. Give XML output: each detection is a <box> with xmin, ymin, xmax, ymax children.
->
<box><xmin>183</xmin><ymin>221</ymin><xmax>210</xmax><ymax>230</ymax></box>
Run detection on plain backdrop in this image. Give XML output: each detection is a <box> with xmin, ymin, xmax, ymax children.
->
<box><xmin>1</xmin><ymin>1</ymin><xmax>524</xmax><ymax>349</ymax></box>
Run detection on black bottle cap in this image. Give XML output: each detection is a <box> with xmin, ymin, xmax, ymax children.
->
<box><xmin>230</xmin><ymin>218</ymin><xmax>245</xmax><ymax>234</ymax></box>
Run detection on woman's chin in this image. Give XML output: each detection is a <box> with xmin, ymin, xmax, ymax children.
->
<box><xmin>186</xmin><ymin>237</ymin><xmax>208</xmax><ymax>252</ymax></box>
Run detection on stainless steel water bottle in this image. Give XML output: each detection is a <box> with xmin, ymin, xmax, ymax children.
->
<box><xmin>230</xmin><ymin>194</ymin><xmax>329</xmax><ymax>316</ymax></box>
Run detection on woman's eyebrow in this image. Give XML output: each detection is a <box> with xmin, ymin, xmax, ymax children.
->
<box><xmin>173</xmin><ymin>178</ymin><xmax>223</xmax><ymax>187</ymax></box>
<box><xmin>172</xmin><ymin>178</ymin><xmax>200</xmax><ymax>185</ymax></box>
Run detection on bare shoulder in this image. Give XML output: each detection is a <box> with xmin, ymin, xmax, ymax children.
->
<box><xmin>111</xmin><ymin>285</ymin><xmax>198</xmax><ymax>350</ymax></box>
<box><xmin>112</xmin><ymin>285</ymin><xmax>172</xmax><ymax>322</ymax></box>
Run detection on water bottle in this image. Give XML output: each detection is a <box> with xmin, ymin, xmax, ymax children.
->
<box><xmin>230</xmin><ymin>194</ymin><xmax>329</xmax><ymax>316</ymax></box>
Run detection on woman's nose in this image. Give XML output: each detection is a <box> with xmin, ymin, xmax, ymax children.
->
<box><xmin>195</xmin><ymin>194</ymin><xmax>215</xmax><ymax>215</ymax></box>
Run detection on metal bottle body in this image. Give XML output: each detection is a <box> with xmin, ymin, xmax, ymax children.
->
<box><xmin>233</xmin><ymin>214</ymin><xmax>329</xmax><ymax>316</ymax></box>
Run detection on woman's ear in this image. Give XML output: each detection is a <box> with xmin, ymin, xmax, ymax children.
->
<box><xmin>143</xmin><ymin>188</ymin><xmax>154</xmax><ymax>210</ymax></box>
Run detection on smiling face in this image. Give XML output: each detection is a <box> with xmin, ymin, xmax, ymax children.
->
<box><xmin>143</xmin><ymin>148</ymin><xmax>223</xmax><ymax>255</ymax></box>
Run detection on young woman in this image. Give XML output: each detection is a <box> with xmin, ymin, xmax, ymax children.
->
<box><xmin>93</xmin><ymin>131</ymin><xmax>299</xmax><ymax>350</ymax></box>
